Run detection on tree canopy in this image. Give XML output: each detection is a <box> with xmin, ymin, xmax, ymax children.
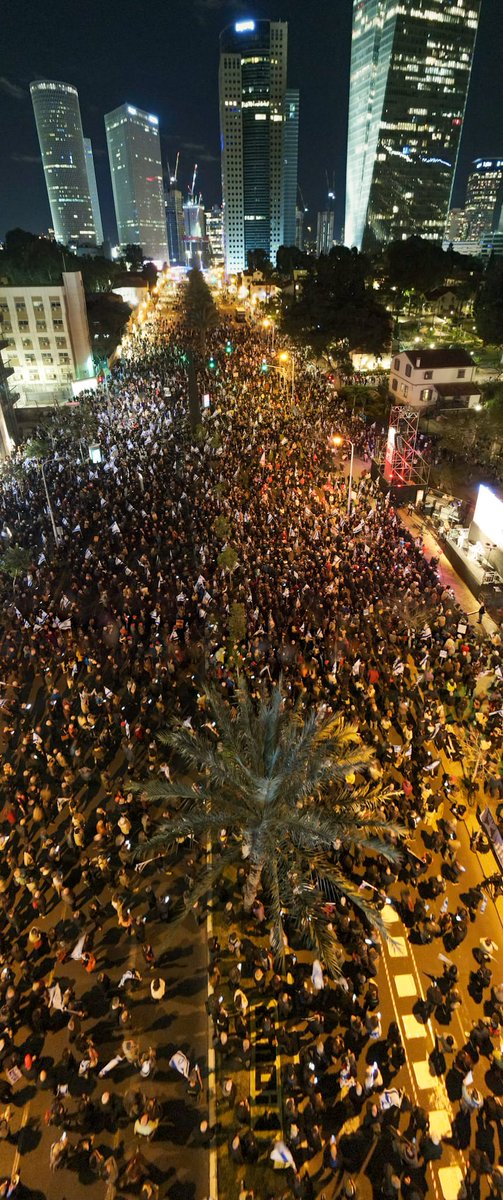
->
<box><xmin>136</xmin><ymin>682</ymin><xmax>402</xmax><ymax>975</ymax></box>
<box><xmin>282</xmin><ymin>246</ymin><xmax>392</xmax><ymax>356</ymax></box>
<box><xmin>0</xmin><ymin>228</ymin><xmax>122</xmax><ymax>292</ymax></box>
<box><xmin>182</xmin><ymin>267</ymin><xmax>219</xmax><ymax>353</ymax></box>
<box><xmin>474</xmin><ymin>257</ymin><xmax>503</xmax><ymax>345</ymax></box>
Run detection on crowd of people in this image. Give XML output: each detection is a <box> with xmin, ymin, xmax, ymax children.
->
<box><xmin>0</xmin><ymin>291</ymin><xmax>500</xmax><ymax>1199</ymax></box>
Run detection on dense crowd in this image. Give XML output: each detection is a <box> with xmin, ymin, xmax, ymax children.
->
<box><xmin>0</xmin><ymin>298</ymin><xmax>500</xmax><ymax>1199</ymax></box>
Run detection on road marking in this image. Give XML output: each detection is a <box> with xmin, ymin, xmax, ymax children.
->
<box><xmin>402</xmin><ymin>1013</ymin><xmax>428</xmax><ymax>1039</ymax></box>
<box><xmin>10</xmin><ymin>1100</ymin><xmax>30</xmax><ymax>1178</ymax></box>
<box><xmin>394</xmin><ymin>972</ymin><xmax>417</xmax><ymax>997</ymax></box>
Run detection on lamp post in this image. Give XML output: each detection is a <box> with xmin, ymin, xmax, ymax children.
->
<box><xmin>262</xmin><ymin>317</ymin><xmax>276</xmax><ymax>351</ymax></box>
<box><xmin>331</xmin><ymin>434</ymin><xmax>355</xmax><ymax>516</ymax></box>
<box><xmin>278</xmin><ymin>351</ymin><xmax>295</xmax><ymax>400</ymax></box>
<box><xmin>40</xmin><ymin>461</ymin><xmax>60</xmax><ymax>548</ymax></box>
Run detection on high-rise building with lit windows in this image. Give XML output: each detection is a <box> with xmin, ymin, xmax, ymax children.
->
<box><xmin>219</xmin><ymin>19</ymin><xmax>299</xmax><ymax>274</ymax></box>
<box><xmin>83</xmin><ymin>138</ymin><xmax>104</xmax><ymax>247</ymax></box>
<box><xmin>105</xmin><ymin>103</ymin><xmax>168</xmax><ymax>264</ymax></box>
<box><xmin>345</xmin><ymin>0</ymin><xmax>481</xmax><ymax>251</ymax></box>
<box><xmin>30</xmin><ymin>80</ymin><xmax>99</xmax><ymax>249</ymax></box>
<box><xmin>465</xmin><ymin>159</ymin><xmax>503</xmax><ymax>240</ymax></box>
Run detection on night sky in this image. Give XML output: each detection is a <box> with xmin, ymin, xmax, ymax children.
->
<box><xmin>0</xmin><ymin>0</ymin><xmax>501</xmax><ymax>244</ymax></box>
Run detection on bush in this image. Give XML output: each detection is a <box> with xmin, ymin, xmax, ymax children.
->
<box><xmin>213</xmin><ymin>515</ymin><xmax>231</xmax><ymax>540</ymax></box>
<box><xmin>229</xmin><ymin>602</ymin><xmax>246</xmax><ymax>644</ymax></box>
<box><xmin>218</xmin><ymin>546</ymin><xmax>239</xmax><ymax>572</ymax></box>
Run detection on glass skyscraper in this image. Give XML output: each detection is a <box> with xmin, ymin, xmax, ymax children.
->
<box><xmin>465</xmin><ymin>158</ymin><xmax>503</xmax><ymax>239</ymax></box>
<box><xmin>31</xmin><ymin>80</ymin><xmax>99</xmax><ymax>248</ymax></box>
<box><xmin>105</xmin><ymin>104</ymin><xmax>168</xmax><ymax>264</ymax></box>
<box><xmin>345</xmin><ymin>0</ymin><xmax>481</xmax><ymax>251</ymax></box>
<box><xmin>83</xmin><ymin>138</ymin><xmax>104</xmax><ymax>247</ymax></box>
<box><xmin>219</xmin><ymin>19</ymin><xmax>299</xmax><ymax>274</ymax></box>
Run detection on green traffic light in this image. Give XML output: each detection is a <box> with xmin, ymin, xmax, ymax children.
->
<box><xmin>209</xmin><ymin>357</ymin><xmax>216</xmax><ymax>369</ymax></box>
<box><xmin>261</xmin><ymin>359</ymin><xmax>268</xmax><ymax>373</ymax></box>
<box><xmin>225</xmin><ymin>342</ymin><xmax>233</xmax><ymax>354</ymax></box>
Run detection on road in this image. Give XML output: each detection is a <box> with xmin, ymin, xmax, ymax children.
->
<box><xmin>0</xmin><ymin>666</ymin><xmax>209</xmax><ymax>1200</ymax></box>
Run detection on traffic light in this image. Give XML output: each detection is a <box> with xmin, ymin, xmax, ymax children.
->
<box><xmin>208</xmin><ymin>356</ymin><xmax>216</xmax><ymax>370</ymax></box>
<box><xmin>225</xmin><ymin>341</ymin><xmax>233</xmax><ymax>355</ymax></box>
<box><xmin>260</xmin><ymin>359</ymin><xmax>268</xmax><ymax>373</ymax></box>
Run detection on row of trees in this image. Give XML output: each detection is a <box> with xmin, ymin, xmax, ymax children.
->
<box><xmin>0</xmin><ymin>228</ymin><xmax>157</xmax><ymax>293</ymax></box>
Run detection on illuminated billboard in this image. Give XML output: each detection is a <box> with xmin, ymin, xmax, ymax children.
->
<box><xmin>473</xmin><ymin>484</ymin><xmax>503</xmax><ymax>550</ymax></box>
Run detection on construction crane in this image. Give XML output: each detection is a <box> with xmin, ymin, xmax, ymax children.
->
<box><xmin>189</xmin><ymin>163</ymin><xmax>198</xmax><ymax>201</ymax></box>
<box><xmin>170</xmin><ymin>151</ymin><xmax>179</xmax><ymax>186</ymax></box>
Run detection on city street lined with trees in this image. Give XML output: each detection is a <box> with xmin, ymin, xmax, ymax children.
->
<box><xmin>0</xmin><ymin>282</ymin><xmax>499</xmax><ymax>1200</ymax></box>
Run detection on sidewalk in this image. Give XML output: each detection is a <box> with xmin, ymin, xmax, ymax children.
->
<box><xmin>342</xmin><ymin>453</ymin><xmax>499</xmax><ymax>638</ymax></box>
<box><xmin>398</xmin><ymin>506</ymin><xmax>499</xmax><ymax>638</ymax></box>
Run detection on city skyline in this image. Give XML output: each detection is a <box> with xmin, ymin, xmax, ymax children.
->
<box><xmin>0</xmin><ymin>0</ymin><xmax>501</xmax><ymax>249</ymax></box>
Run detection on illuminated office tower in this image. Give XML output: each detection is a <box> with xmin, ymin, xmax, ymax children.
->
<box><xmin>83</xmin><ymin>138</ymin><xmax>104</xmax><ymax>247</ymax></box>
<box><xmin>317</xmin><ymin>210</ymin><xmax>335</xmax><ymax>257</ymax></box>
<box><xmin>219</xmin><ymin>19</ymin><xmax>299</xmax><ymax>274</ymax></box>
<box><xmin>465</xmin><ymin>159</ymin><xmax>503</xmax><ymax>240</ymax></box>
<box><xmin>345</xmin><ymin>0</ymin><xmax>481</xmax><ymax>251</ymax></box>
<box><xmin>105</xmin><ymin>103</ymin><xmax>168</xmax><ymax>264</ymax></box>
<box><xmin>30</xmin><ymin>80</ymin><xmax>99</xmax><ymax>248</ymax></box>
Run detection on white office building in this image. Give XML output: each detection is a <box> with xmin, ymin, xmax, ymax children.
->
<box><xmin>0</xmin><ymin>272</ymin><xmax>96</xmax><ymax>408</ymax></box>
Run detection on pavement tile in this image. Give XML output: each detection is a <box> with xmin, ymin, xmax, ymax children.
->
<box><xmin>381</xmin><ymin>903</ymin><xmax>401</xmax><ymax>926</ymax></box>
<box><xmin>412</xmin><ymin>1059</ymin><xmax>436</xmax><ymax>1089</ymax></box>
<box><xmin>394</xmin><ymin>973</ymin><xmax>416</xmax><ymax>997</ymax></box>
<box><xmin>402</xmin><ymin>1014</ymin><xmax>428</xmax><ymax>1039</ymax></box>
<box><xmin>388</xmin><ymin>936</ymin><xmax>408</xmax><ymax>957</ymax></box>
<box><xmin>438</xmin><ymin>1165</ymin><xmax>465</xmax><ymax>1200</ymax></box>
<box><xmin>429</xmin><ymin>1110</ymin><xmax>452</xmax><ymax>1139</ymax></box>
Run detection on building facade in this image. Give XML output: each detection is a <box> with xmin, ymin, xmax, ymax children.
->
<box><xmin>389</xmin><ymin>348</ymin><xmax>480</xmax><ymax>410</ymax></box>
<box><xmin>282</xmin><ymin>89</ymin><xmax>300</xmax><ymax>251</ymax></box>
<box><xmin>183</xmin><ymin>201</ymin><xmax>210</xmax><ymax>270</ymax></box>
<box><xmin>105</xmin><ymin>104</ymin><xmax>168</xmax><ymax>264</ymax></box>
<box><xmin>444</xmin><ymin>208</ymin><xmax>469</xmax><ymax>242</ymax></box>
<box><xmin>30</xmin><ymin>80</ymin><xmax>100</xmax><ymax>249</ymax></box>
<box><xmin>345</xmin><ymin>0</ymin><xmax>481</xmax><ymax>251</ymax></box>
<box><xmin>206</xmin><ymin>206</ymin><xmax>225</xmax><ymax>267</ymax></box>
<box><xmin>0</xmin><ymin>272</ymin><xmax>95</xmax><ymax>408</ymax></box>
<box><xmin>316</xmin><ymin>209</ymin><xmax>335</xmax><ymax>257</ymax></box>
<box><xmin>165</xmin><ymin>184</ymin><xmax>185</xmax><ymax>266</ymax></box>
<box><xmin>465</xmin><ymin>158</ymin><xmax>503</xmax><ymax>240</ymax></box>
<box><xmin>83</xmin><ymin>138</ymin><xmax>104</xmax><ymax>247</ymax></box>
<box><xmin>219</xmin><ymin>19</ymin><xmax>299</xmax><ymax>274</ymax></box>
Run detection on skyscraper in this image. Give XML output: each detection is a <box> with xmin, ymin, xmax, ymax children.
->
<box><xmin>30</xmin><ymin>80</ymin><xmax>99</xmax><ymax>248</ymax></box>
<box><xmin>105</xmin><ymin>104</ymin><xmax>168</xmax><ymax>264</ymax></box>
<box><xmin>345</xmin><ymin>1</ymin><xmax>481</xmax><ymax>251</ymax></box>
<box><xmin>282</xmin><ymin>89</ymin><xmax>300</xmax><ymax>251</ymax></box>
<box><xmin>465</xmin><ymin>159</ymin><xmax>503</xmax><ymax>240</ymax></box>
<box><xmin>165</xmin><ymin>162</ymin><xmax>185</xmax><ymax>267</ymax></box>
<box><xmin>316</xmin><ymin>210</ymin><xmax>335</xmax><ymax>257</ymax></box>
<box><xmin>219</xmin><ymin>19</ymin><xmax>299</xmax><ymax>274</ymax></box>
<box><xmin>83</xmin><ymin>138</ymin><xmax>104</xmax><ymax>247</ymax></box>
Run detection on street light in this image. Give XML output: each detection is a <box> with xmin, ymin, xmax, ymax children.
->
<box><xmin>262</xmin><ymin>317</ymin><xmax>275</xmax><ymax>350</ymax></box>
<box><xmin>278</xmin><ymin>350</ymin><xmax>295</xmax><ymax>400</ymax></box>
<box><xmin>331</xmin><ymin>434</ymin><xmax>355</xmax><ymax>516</ymax></box>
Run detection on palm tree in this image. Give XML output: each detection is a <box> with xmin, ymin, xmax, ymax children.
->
<box><xmin>183</xmin><ymin>267</ymin><xmax>219</xmax><ymax>355</ymax></box>
<box><xmin>136</xmin><ymin>681</ymin><xmax>402</xmax><ymax>975</ymax></box>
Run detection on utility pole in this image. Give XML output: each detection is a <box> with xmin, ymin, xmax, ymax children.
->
<box><xmin>40</xmin><ymin>461</ymin><xmax>60</xmax><ymax>547</ymax></box>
